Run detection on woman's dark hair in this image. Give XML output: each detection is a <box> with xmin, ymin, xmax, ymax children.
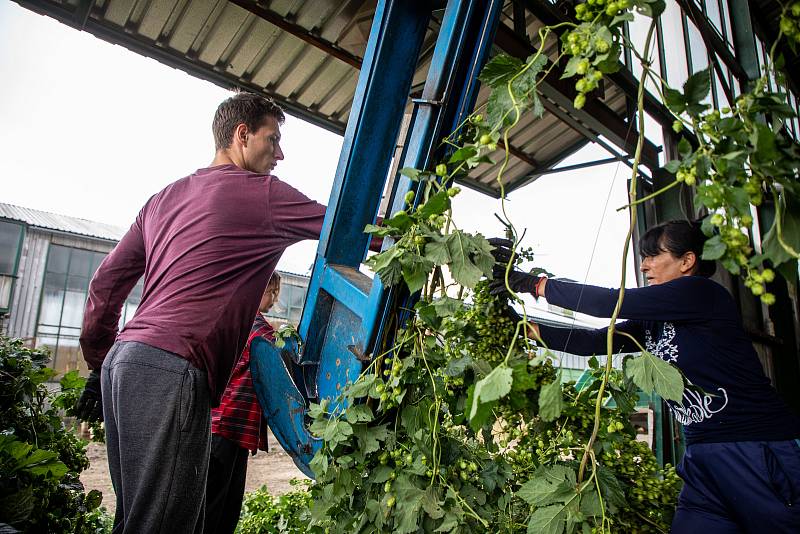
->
<box><xmin>639</xmin><ymin>219</ymin><xmax>716</xmax><ymax>277</ymax></box>
<box><xmin>213</xmin><ymin>92</ymin><xmax>285</xmax><ymax>150</ymax></box>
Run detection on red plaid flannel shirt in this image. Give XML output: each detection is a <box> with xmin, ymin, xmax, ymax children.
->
<box><xmin>211</xmin><ymin>313</ymin><xmax>273</xmax><ymax>452</ymax></box>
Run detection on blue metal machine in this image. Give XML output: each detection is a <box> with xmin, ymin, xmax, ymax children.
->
<box><xmin>250</xmin><ymin>0</ymin><xmax>503</xmax><ymax>477</ymax></box>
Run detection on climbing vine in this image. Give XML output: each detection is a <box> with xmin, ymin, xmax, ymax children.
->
<box><xmin>300</xmin><ymin>1</ymin><xmax>800</xmax><ymax>533</ymax></box>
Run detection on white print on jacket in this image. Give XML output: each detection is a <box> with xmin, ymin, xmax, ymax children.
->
<box><xmin>645</xmin><ymin>322</ymin><xmax>729</xmax><ymax>426</ymax></box>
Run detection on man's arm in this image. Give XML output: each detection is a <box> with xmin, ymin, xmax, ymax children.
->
<box><xmin>267</xmin><ymin>178</ymin><xmax>383</xmax><ymax>251</ymax></box>
<box><xmin>80</xmin><ymin>216</ymin><xmax>146</xmax><ymax>369</ymax></box>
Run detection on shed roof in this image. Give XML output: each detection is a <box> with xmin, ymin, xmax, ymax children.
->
<box><xmin>0</xmin><ymin>203</ymin><xmax>126</xmax><ymax>241</ymax></box>
<box><xmin>12</xmin><ymin>0</ymin><xmax>660</xmax><ymax>196</ymax></box>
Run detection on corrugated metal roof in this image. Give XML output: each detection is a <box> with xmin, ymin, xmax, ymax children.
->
<box><xmin>0</xmin><ymin>203</ymin><xmax>126</xmax><ymax>241</ymax></box>
<box><xmin>12</xmin><ymin>0</ymin><xmax>655</xmax><ymax>197</ymax></box>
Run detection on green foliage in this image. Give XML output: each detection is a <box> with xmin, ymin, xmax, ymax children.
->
<box><xmin>236</xmin><ymin>480</ymin><xmax>316</xmax><ymax>534</ymax></box>
<box><xmin>0</xmin><ymin>336</ymin><xmax>112</xmax><ymax>533</ymax></box>
<box><xmin>659</xmin><ymin>20</ymin><xmax>800</xmax><ymax>301</ymax></box>
<box><xmin>624</xmin><ymin>351</ymin><xmax>684</xmax><ymax>403</ymax></box>
<box><xmin>364</xmin><ymin>174</ymin><xmax>493</xmax><ymax>296</ymax></box>
<box><xmin>273</xmin><ymin>1</ymin><xmax>800</xmax><ymax>532</ymax></box>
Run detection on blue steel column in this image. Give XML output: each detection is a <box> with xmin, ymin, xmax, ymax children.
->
<box><xmin>360</xmin><ymin>0</ymin><xmax>504</xmax><ymax>350</ymax></box>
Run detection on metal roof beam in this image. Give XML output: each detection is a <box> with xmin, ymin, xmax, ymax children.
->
<box><xmin>228</xmin><ymin>0</ymin><xmax>363</xmax><ymax>70</ymax></box>
<box><xmin>500</xmin><ymin>139</ymin><xmax>538</xmax><ymax>168</ymax></box>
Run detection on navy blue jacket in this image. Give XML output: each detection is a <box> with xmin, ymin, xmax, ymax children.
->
<box><xmin>539</xmin><ymin>276</ymin><xmax>800</xmax><ymax>445</ymax></box>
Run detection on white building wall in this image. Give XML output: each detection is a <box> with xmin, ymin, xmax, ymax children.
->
<box><xmin>5</xmin><ymin>228</ymin><xmax>115</xmax><ymax>344</ymax></box>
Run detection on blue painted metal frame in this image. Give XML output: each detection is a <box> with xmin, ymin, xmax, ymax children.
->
<box><xmin>362</xmin><ymin>0</ymin><xmax>504</xmax><ymax>354</ymax></box>
<box><xmin>251</xmin><ymin>0</ymin><xmax>505</xmax><ymax>477</ymax></box>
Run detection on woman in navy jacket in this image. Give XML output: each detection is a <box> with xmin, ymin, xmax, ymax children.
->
<box><xmin>490</xmin><ymin>220</ymin><xmax>800</xmax><ymax>533</ymax></box>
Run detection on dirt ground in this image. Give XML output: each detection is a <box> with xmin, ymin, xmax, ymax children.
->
<box><xmin>80</xmin><ymin>430</ymin><xmax>308</xmax><ymax>517</ymax></box>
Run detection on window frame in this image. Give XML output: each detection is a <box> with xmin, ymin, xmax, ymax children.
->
<box><xmin>0</xmin><ymin>219</ymin><xmax>26</xmax><ymax>314</ymax></box>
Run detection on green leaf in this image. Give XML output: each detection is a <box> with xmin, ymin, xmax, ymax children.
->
<box><xmin>424</xmin><ymin>238</ymin><xmax>451</xmax><ymax>266</ymax></box>
<box><xmin>596</xmin><ymin>466</ymin><xmax>627</xmax><ymax>510</ymax></box>
<box><xmin>367</xmin><ymin>246</ymin><xmax>403</xmax><ymax>287</ymax></box>
<box><xmin>85</xmin><ymin>489</ymin><xmax>103</xmax><ymax>511</ymax></box>
<box><xmin>486</xmin><ymin>84</ymin><xmax>515</xmax><ymax>128</ymax></box>
<box><xmin>677</xmin><ymin>137</ymin><xmax>692</xmax><ymax>159</ymax></box>
<box><xmin>394</xmin><ymin>475</ymin><xmax>426</xmax><ymax>534</ymax></box>
<box><xmin>470</xmin><ymin>233</ymin><xmax>496</xmax><ymax>275</ymax></box>
<box><xmin>663</xmin><ymin>160</ymin><xmax>681</xmax><ymax>174</ymax></box>
<box><xmin>624</xmin><ymin>351</ymin><xmax>684</xmax><ymax>402</ymax></box>
<box><xmin>401</xmin><ymin>255</ymin><xmax>433</xmax><ymax>294</ymax></box>
<box><xmin>561</xmin><ymin>56</ymin><xmax>582</xmax><ymax>80</ymax></box>
<box><xmin>511</xmin><ymin>362</ymin><xmax>540</xmax><ymax>392</ymax></box>
<box><xmin>662</xmin><ymin>88</ymin><xmax>685</xmax><ymax>114</ymax></box>
<box><xmin>418</xmin><ymin>191</ymin><xmax>451</xmax><ymax>219</ymax></box>
<box><xmin>345</xmin><ymin>403</ymin><xmax>374</xmax><ymax>423</ymax></box>
<box><xmin>538</xmin><ymin>378</ymin><xmax>564</xmax><ymax>422</ymax></box>
<box><xmin>479</xmin><ymin>53</ymin><xmax>524</xmax><ymax>88</ymax></box>
<box><xmin>29</xmin><ymin>366</ymin><xmax>56</xmax><ymax>385</ymax></box>
<box><xmin>445</xmin><ymin>355</ymin><xmax>472</xmax><ymax>377</ymax></box>
<box><xmin>465</xmin><ymin>384</ymin><xmax>496</xmax><ymax>431</ymax></box>
<box><xmin>475</xmin><ymin>364</ymin><xmax>513</xmax><ymax>405</ymax></box>
<box><xmin>364</xmin><ymin>223</ymin><xmax>397</xmax><ymax>238</ymax></box>
<box><xmin>20</xmin><ymin>448</ymin><xmax>67</xmax><ymax>478</ymax></box>
<box><xmin>432</xmin><ymin>296</ymin><xmax>463</xmax><ymax>317</ymax></box>
<box><xmin>385</xmin><ymin>211</ymin><xmax>414</xmax><ymax>232</ymax></box>
<box><xmin>517</xmin><ymin>465</ymin><xmax>576</xmax><ymax>507</ymax></box>
<box><xmin>323</xmin><ymin>420</ymin><xmax>353</xmax><ymax>448</ymax></box>
<box><xmin>422</xmin><ymin>487</ymin><xmax>445</xmax><ymax>520</ymax></box>
<box><xmin>445</xmin><ymin>231</ymin><xmax>485</xmax><ymax>288</ymax></box>
<box><xmin>683</xmin><ymin>68</ymin><xmax>711</xmax><ymax>108</ymax></box>
<box><xmin>751</xmin><ymin>123</ymin><xmax>779</xmax><ymax>164</ymax></box>
<box><xmin>309</xmin><ymin>451</ymin><xmax>329</xmax><ymax>477</ymax></box>
<box><xmin>345</xmin><ymin>374</ymin><xmax>376</xmax><ymax>399</ymax></box>
<box><xmin>527</xmin><ymin>504</ymin><xmax>567</xmax><ymax>534</ymax></box>
<box><xmin>449</xmin><ymin>145</ymin><xmax>478</xmax><ymax>164</ymax></box>
<box><xmin>702</xmin><ymin>234</ymin><xmax>727</xmax><ymax>261</ymax></box>
<box><xmin>763</xmin><ymin>195</ymin><xmax>800</xmax><ymax>269</ymax></box>
<box><xmin>579</xmin><ymin>488</ymin><xmax>602</xmax><ymax>517</ymax></box>
<box><xmin>399</xmin><ymin>167</ymin><xmax>422</xmax><ymax>181</ymax></box>
<box><xmin>59</xmin><ymin>369</ymin><xmax>86</xmax><ymax>390</ymax></box>
<box><xmin>435</xmin><ymin>511</ymin><xmax>461</xmax><ymax>532</ymax></box>
<box><xmin>308</xmin><ymin>400</ymin><xmax>328</xmax><ymax>419</ymax></box>
<box><xmin>635</xmin><ymin>0</ymin><xmax>666</xmax><ymax>17</ymax></box>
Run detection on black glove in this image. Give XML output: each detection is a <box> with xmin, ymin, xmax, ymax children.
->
<box><xmin>487</xmin><ymin>237</ymin><xmax>514</xmax><ymax>265</ymax></box>
<box><xmin>75</xmin><ymin>370</ymin><xmax>103</xmax><ymax>423</ymax></box>
<box><xmin>489</xmin><ymin>270</ymin><xmax>540</xmax><ymax>296</ymax></box>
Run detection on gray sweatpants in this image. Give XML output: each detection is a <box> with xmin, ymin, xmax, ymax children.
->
<box><xmin>101</xmin><ymin>341</ymin><xmax>211</xmax><ymax>534</ymax></box>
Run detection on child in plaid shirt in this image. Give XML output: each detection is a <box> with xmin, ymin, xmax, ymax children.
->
<box><xmin>204</xmin><ymin>272</ymin><xmax>281</xmax><ymax>533</ymax></box>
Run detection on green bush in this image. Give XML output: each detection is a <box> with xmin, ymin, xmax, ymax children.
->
<box><xmin>0</xmin><ymin>335</ymin><xmax>112</xmax><ymax>533</ymax></box>
<box><xmin>236</xmin><ymin>479</ymin><xmax>318</xmax><ymax>534</ymax></box>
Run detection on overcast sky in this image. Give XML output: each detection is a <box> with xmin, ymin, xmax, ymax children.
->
<box><xmin>0</xmin><ymin>1</ymin><xmax>637</xmax><ymax>294</ymax></box>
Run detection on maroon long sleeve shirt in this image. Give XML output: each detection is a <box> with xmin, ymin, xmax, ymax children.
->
<box><xmin>80</xmin><ymin>164</ymin><xmax>326</xmax><ymax>403</ymax></box>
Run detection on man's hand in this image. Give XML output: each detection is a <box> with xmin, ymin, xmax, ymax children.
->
<box><xmin>75</xmin><ymin>370</ymin><xmax>103</xmax><ymax>423</ymax></box>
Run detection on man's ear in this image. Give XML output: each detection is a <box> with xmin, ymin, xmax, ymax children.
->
<box><xmin>234</xmin><ymin>123</ymin><xmax>249</xmax><ymax>147</ymax></box>
<box><xmin>681</xmin><ymin>251</ymin><xmax>698</xmax><ymax>274</ymax></box>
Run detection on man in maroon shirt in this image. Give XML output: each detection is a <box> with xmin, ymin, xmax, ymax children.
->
<box><xmin>76</xmin><ymin>93</ymin><xmax>327</xmax><ymax>533</ymax></box>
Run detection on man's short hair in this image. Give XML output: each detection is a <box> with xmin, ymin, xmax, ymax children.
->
<box><xmin>213</xmin><ymin>92</ymin><xmax>285</xmax><ymax>150</ymax></box>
